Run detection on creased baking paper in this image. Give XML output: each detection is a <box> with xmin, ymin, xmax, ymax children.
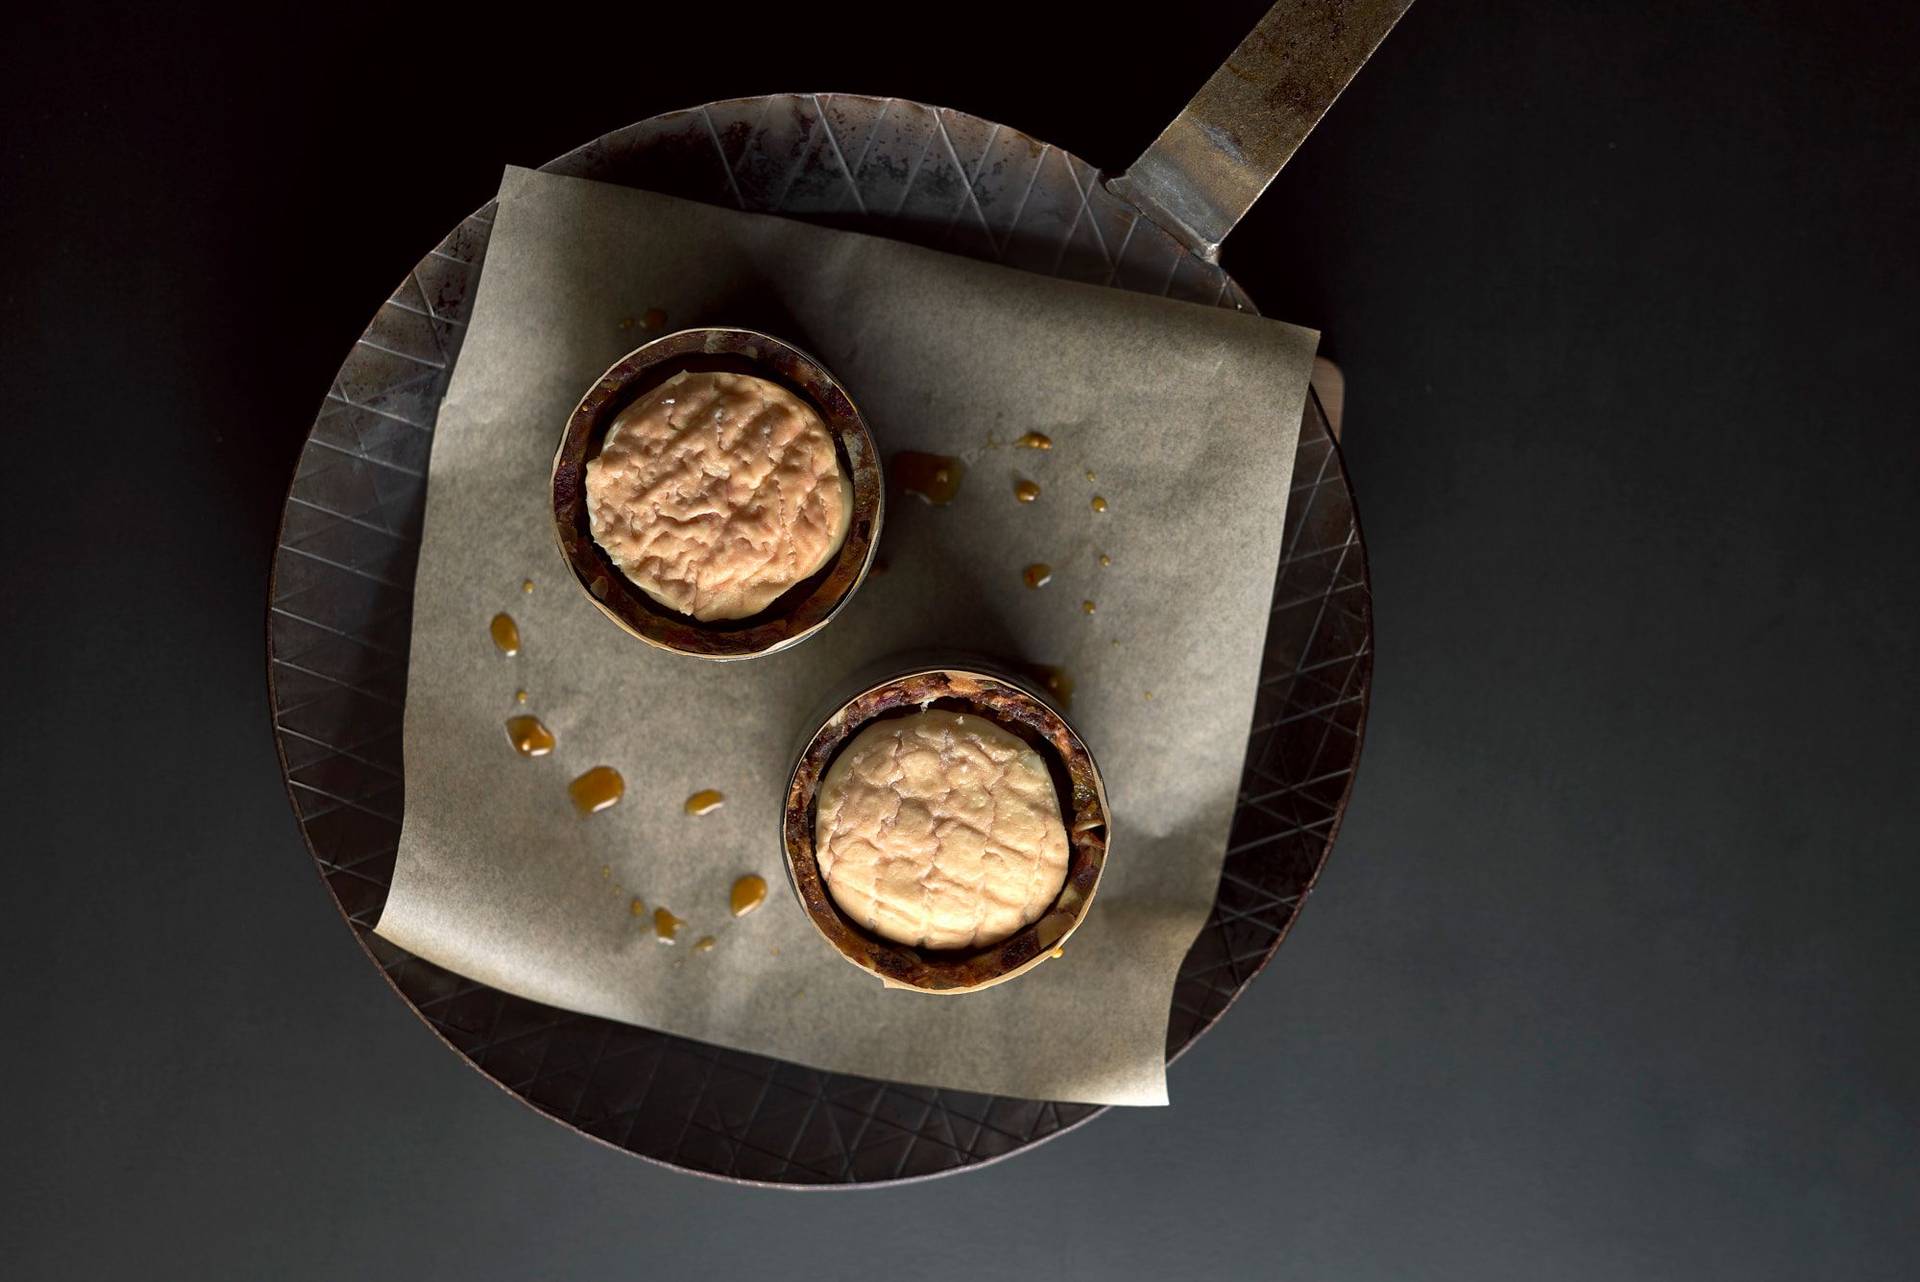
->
<box><xmin>380</xmin><ymin>167</ymin><xmax>1316</xmax><ymax>1106</ymax></box>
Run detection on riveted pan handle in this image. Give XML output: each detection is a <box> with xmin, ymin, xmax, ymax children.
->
<box><xmin>1106</xmin><ymin>0</ymin><xmax>1415</xmax><ymax>263</ymax></box>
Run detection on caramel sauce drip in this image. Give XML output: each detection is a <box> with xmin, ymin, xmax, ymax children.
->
<box><xmin>1081</xmin><ymin>599</ymin><xmax>1097</xmax><ymax>614</ymax></box>
<box><xmin>1085</xmin><ymin>469</ymin><xmax>1097</xmax><ymax>481</ymax></box>
<box><xmin>730</xmin><ymin>875</ymin><xmax>768</xmax><ymax>918</ymax></box>
<box><xmin>653</xmin><ymin>906</ymin><xmax>685</xmax><ymax>943</ymax></box>
<box><xmin>489</xmin><ymin>612</ymin><xmax>521</xmax><ymax>655</ymax></box>
<box><xmin>684</xmin><ymin>789</ymin><xmax>725</xmax><ymax>816</ymax></box>
<box><xmin>1030</xmin><ymin>664</ymin><xmax>1074</xmax><ymax>708</ymax></box>
<box><xmin>514</xmin><ymin>689</ymin><xmax>528</xmax><ymax>704</ymax></box>
<box><xmin>568</xmin><ymin>766</ymin><xmax>625</xmax><ymax>814</ymax></box>
<box><xmin>1014</xmin><ymin>479</ymin><xmax>1041</xmax><ymax>503</ymax></box>
<box><xmin>894</xmin><ymin>451</ymin><xmax>964</xmax><ymax>506</ymax></box>
<box><xmin>521</xmin><ymin>578</ymin><xmax>534</xmax><ymax>593</ymax></box>
<box><xmin>1098</xmin><ymin>553</ymin><xmax>1112</xmax><ymax>567</ymax></box>
<box><xmin>504</xmin><ymin>715</ymin><xmax>555</xmax><ymax>757</ymax></box>
<box><xmin>1015</xmin><ymin>431</ymin><xmax>1053</xmax><ymax>450</ymax></box>
<box><xmin>629</xmin><ymin>897</ymin><xmax>647</xmax><ymax>917</ymax></box>
<box><xmin>1022</xmin><ymin>563</ymin><xmax>1053</xmax><ymax>589</ymax></box>
<box><xmin>1090</xmin><ymin>495</ymin><xmax>1108</xmax><ymax>513</ymax></box>
<box><xmin>693</xmin><ymin>936</ymin><xmax>716</xmax><ymax>953</ymax></box>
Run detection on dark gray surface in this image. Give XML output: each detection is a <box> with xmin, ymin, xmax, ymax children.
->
<box><xmin>4</xmin><ymin>1</ymin><xmax>1917</xmax><ymax>1277</ymax></box>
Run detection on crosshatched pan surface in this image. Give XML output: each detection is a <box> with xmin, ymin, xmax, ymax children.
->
<box><xmin>267</xmin><ymin>94</ymin><xmax>1373</xmax><ymax>1185</ymax></box>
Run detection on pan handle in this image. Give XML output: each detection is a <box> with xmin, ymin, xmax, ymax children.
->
<box><xmin>1105</xmin><ymin>0</ymin><xmax>1415</xmax><ymax>263</ymax></box>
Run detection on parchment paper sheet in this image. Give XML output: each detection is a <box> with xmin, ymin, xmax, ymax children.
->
<box><xmin>379</xmin><ymin>167</ymin><xmax>1317</xmax><ymax>1105</ymax></box>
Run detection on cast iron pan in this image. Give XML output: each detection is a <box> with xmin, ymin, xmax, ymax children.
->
<box><xmin>267</xmin><ymin>2</ymin><xmax>1404</xmax><ymax>1185</ymax></box>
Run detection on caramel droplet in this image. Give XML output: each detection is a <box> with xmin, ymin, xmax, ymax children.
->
<box><xmin>1081</xmin><ymin>599</ymin><xmax>1097</xmax><ymax>615</ymax></box>
<box><xmin>1029</xmin><ymin>664</ymin><xmax>1074</xmax><ymax>709</ymax></box>
<box><xmin>1022</xmin><ymin>563</ymin><xmax>1053</xmax><ymax>589</ymax></box>
<box><xmin>684</xmin><ymin>789</ymin><xmax>725</xmax><ymax>816</ymax></box>
<box><xmin>629</xmin><ymin>897</ymin><xmax>647</xmax><ymax>918</ymax></box>
<box><xmin>730</xmin><ymin>875</ymin><xmax>768</xmax><ymax>918</ymax></box>
<box><xmin>1085</xmin><ymin>469</ymin><xmax>1097</xmax><ymax>481</ymax></box>
<box><xmin>504</xmin><ymin>715</ymin><xmax>555</xmax><ymax>757</ymax></box>
<box><xmin>569</xmin><ymin>766</ymin><xmax>625</xmax><ymax>814</ymax></box>
<box><xmin>653</xmin><ymin>906</ymin><xmax>684</xmax><ymax>943</ymax></box>
<box><xmin>1015</xmin><ymin>431</ymin><xmax>1053</xmax><ymax>450</ymax></box>
<box><xmin>1090</xmin><ymin>495</ymin><xmax>1109</xmax><ymax>513</ymax></box>
<box><xmin>1014</xmin><ymin>478</ymin><xmax>1041</xmax><ymax>503</ymax></box>
<box><xmin>514</xmin><ymin>689</ymin><xmax>528</xmax><ymax>704</ymax></box>
<box><xmin>489</xmin><ymin>612</ymin><xmax>521</xmax><ymax>655</ymax></box>
<box><xmin>895</xmin><ymin>451</ymin><xmax>965</xmax><ymax>506</ymax></box>
<box><xmin>1098</xmin><ymin>553</ymin><xmax>1112</xmax><ymax>567</ymax></box>
<box><xmin>693</xmin><ymin>936</ymin><xmax>716</xmax><ymax>953</ymax></box>
<box><xmin>642</xmin><ymin>307</ymin><xmax>668</xmax><ymax>331</ymax></box>
<box><xmin>1144</xmin><ymin>690</ymin><xmax>1155</xmax><ymax>701</ymax></box>
<box><xmin>521</xmin><ymin>578</ymin><xmax>534</xmax><ymax>593</ymax></box>
<box><xmin>1049</xmin><ymin>946</ymin><xmax>1065</xmax><ymax>959</ymax></box>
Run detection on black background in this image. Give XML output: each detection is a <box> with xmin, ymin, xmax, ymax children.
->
<box><xmin>6</xmin><ymin>1</ymin><xmax>1918</xmax><ymax>1277</ymax></box>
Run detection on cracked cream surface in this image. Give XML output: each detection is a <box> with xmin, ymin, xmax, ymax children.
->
<box><xmin>584</xmin><ymin>371</ymin><xmax>852</xmax><ymax>621</ymax></box>
<box><xmin>815</xmin><ymin>709</ymin><xmax>1070</xmax><ymax>950</ymax></box>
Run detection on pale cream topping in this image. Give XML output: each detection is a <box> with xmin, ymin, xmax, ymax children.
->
<box><xmin>584</xmin><ymin>371</ymin><xmax>851</xmax><ymax>621</ymax></box>
<box><xmin>815</xmin><ymin>709</ymin><xmax>1070</xmax><ymax>950</ymax></box>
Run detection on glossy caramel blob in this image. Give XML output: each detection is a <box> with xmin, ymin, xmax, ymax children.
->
<box><xmin>730</xmin><ymin>875</ymin><xmax>768</xmax><ymax>918</ymax></box>
<box><xmin>895</xmin><ymin>452</ymin><xmax>964</xmax><ymax>506</ymax></box>
<box><xmin>504</xmin><ymin>715</ymin><xmax>555</xmax><ymax>757</ymax></box>
<box><xmin>1030</xmin><ymin>664</ymin><xmax>1074</xmax><ymax>709</ymax></box>
<box><xmin>569</xmin><ymin>766</ymin><xmax>625</xmax><ymax>814</ymax></box>
<box><xmin>489</xmin><ymin>612</ymin><xmax>521</xmax><ymax>655</ymax></box>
